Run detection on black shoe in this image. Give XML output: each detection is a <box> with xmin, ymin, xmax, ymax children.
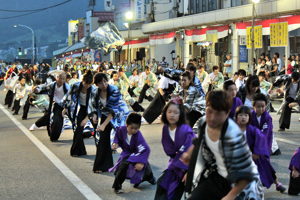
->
<box><xmin>133</xmin><ymin>183</ymin><xmax>140</xmax><ymax>188</ymax></box>
<box><xmin>271</xmin><ymin>149</ymin><xmax>281</xmax><ymax>156</ymax></box>
<box><xmin>22</xmin><ymin>117</ymin><xmax>27</xmax><ymax>120</ymax></box>
<box><xmin>83</xmin><ymin>131</ymin><xmax>93</xmax><ymax>138</ymax></box>
<box><xmin>12</xmin><ymin>112</ymin><xmax>18</xmax><ymax>115</ymax></box>
<box><xmin>148</xmin><ymin>177</ymin><xmax>157</xmax><ymax>185</ymax></box>
<box><xmin>278</xmin><ymin>128</ymin><xmax>285</xmax><ymax>132</ymax></box>
<box><xmin>147</xmin><ymin>96</ymin><xmax>154</xmax><ymax>102</ymax></box>
<box><xmin>131</xmin><ymin>102</ymin><xmax>145</xmax><ymax>112</ymax></box>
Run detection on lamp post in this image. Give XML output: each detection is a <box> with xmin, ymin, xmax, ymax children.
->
<box><xmin>14</xmin><ymin>24</ymin><xmax>35</xmax><ymax>64</ymax></box>
<box><xmin>126</xmin><ymin>11</ymin><xmax>133</xmax><ymax>67</ymax></box>
<box><xmin>251</xmin><ymin>0</ymin><xmax>260</xmax><ymax>74</ymax></box>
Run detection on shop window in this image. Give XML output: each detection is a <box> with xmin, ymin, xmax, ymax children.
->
<box><xmin>231</xmin><ymin>0</ymin><xmax>251</xmax><ymax>7</ymax></box>
<box><xmin>202</xmin><ymin>0</ymin><xmax>207</xmax><ymax>12</ymax></box>
<box><xmin>208</xmin><ymin>0</ymin><xmax>217</xmax><ymax>11</ymax></box>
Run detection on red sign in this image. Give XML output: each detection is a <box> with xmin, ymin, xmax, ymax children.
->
<box><xmin>78</xmin><ymin>18</ymin><xmax>84</xmax><ymax>41</ymax></box>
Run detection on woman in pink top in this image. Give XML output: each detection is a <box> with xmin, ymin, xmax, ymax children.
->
<box><xmin>287</xmin><ymin>58</ymin><xmax>293</xmax><ymax>74</ymax></box>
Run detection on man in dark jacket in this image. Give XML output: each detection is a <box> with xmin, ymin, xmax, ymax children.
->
<box><xmin>272</xmin><ymin>72</ymin><xmax>300</xmax><ymax>131</ymax></box>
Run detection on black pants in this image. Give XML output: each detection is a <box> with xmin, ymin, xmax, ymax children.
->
<box><xmin>128</xmin><ymin>87</ymin><xmax>136</xmax><ymax>97</ymax></box>
<box><xmin>12</xmin><ymin>99</ymin><xmax>21</xmax><ymax>114</ymax></box>
<box><xmin>279</xmin><ymin>97</ymin><xmax>294</xmax><ymax>129</ymax></box>
<box><xmin>93</xmin><ymin>115</ymin><xmax>114</xmax><ymax>172</ymax></box>
<box><xmin>138</xmin><ymin>84</ymin><xmax>150</xmax><ymax>103</ymax></box>
<box><xmin>143</xmin><ymin>92</ymin><xmax>166</xmax><ymax>124</ymax></box>
<box><xmin>22</xmin><ymin>96</ymin><xmax>32</xmax><ymax>119</ymax></box>
<box><xmin>112</xmin><ymin>156</ymin><xmax>154</xmax><ymax>190</ymax></box>
<box><xmin>35</xmin><ymin>111</ymin><xmax>50</xmax><ymax>127</ymax></box>
<box><xmin>70</xmin><ymin>105</ymin><xmax>87</xmax><ymax>156</ymax></box>
<box><xmin>5</xmin><ymin>90</ymin><xmax>14</xmax><ymax>107</ymax></box>
<box><xmin>187</xmin><ymin>171</ymin><xmax>231</xmax><ymax>200</ymax></box>
<box><xmin>154</xmin><ymin>170</ymin><xmax>185</xmax><ymax>200</ymax></box>
<box><xmin>187</xmin><ymin>110</ymin><xmax>203</xmax><ymax>128</ymax></box>
<box><xmin>35</xmin><ymin>103</ymin><xmax>64</xmax><ymax>141</ymax></box>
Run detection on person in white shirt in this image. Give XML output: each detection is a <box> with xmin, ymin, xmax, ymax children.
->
<box><xmin>235</xmin><ymin>69</ymin><xmax>246</xmax><ymax>90</ymax></box>
<box><xmin>274</xmin><ymin>52</ymin><xmax>282</xmax><ymax>72</ymax></box>
<box><xmin>224</xmin><ymin>55</ymin><xmax>232</xmax><ymax>78</ymax></box>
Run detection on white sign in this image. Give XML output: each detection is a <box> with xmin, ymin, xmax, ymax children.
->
<box><xmin>240</xmin><ymin>35</ymin><xmax>247</xmax><ymax>46</ymax></box>
<box><xmin>135</xmin><ymin>0</ymin><xmax>144</xmax><ymax>21</ymax></box>
<box><xmin>105</xmin><ymin>0</ymin><xmax>112</xmax><ymax>11</ymax></box>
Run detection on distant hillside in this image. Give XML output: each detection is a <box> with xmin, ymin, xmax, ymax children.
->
<box><xmin>0</xmin><ymin>0</ymin><xmax>105</xmax><ymax>47</ymax></box>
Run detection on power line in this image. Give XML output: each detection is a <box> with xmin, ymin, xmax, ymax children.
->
<box><xmin>0</xmin><ymin>0</ymin><xmax>72</xmax><ymax>19</ymax></box>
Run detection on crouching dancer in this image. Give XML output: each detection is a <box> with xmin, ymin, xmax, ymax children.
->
<box><xmin>110</xmin><ymin>113</ymin><xmax>156</xmax><ymax>194</ymax></box>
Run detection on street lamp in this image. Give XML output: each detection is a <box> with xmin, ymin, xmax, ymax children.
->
<box><xmin>126</xmin><ymin>11</ymin><xmax>133</xmax><ymax>66</ymax></box>
<box><xmin>14</xmin><ymin>24</ymin><xmax>35</xmax><ymax>64</ymax></box>
<box><xmin>251</xmin><ymin>0</ymin><xmax>260</xmax><ymax>74</ymax></box>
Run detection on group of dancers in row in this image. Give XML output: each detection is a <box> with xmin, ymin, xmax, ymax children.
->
<box><xmin>2</xmin><ymin>61</ymin><xmax>300</xmax><ymax>199</ymax></box>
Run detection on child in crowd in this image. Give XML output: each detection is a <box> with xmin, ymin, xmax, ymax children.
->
<box><xmin>223</xmin><ymin>80</ymin><xmax>243</xmax><ymax>120</ymax></box>
<box><xmin>12</xmin><ymin>76</ymin><xmax>27</xmax><ymax>115</ymax></box>
<box><xmin>236</xmin><ymin>105</ymin><xmax>286</xmax><ymax>192</ymax></box>
<box><xmin>155</xmin><ymin>97</ymin><xmax>196</xmax><ymax>200</ymax></box>
<box><xmin>235</xmin><ymin>69</ymin><xmax>246</xmax><ymax>90</ymax></box>
<box><xmin>110</xmin><ymin>113</ymin><xmax>156</xmax><ymax>194</ymax></box>
<box><xmin>250</xmin><ymin>93</ymin><xmax>281</xmax><ymax>156</ymax></box>
<box><xmin>288</xmin><ymin>147</ymin><xmax>300</xmax><ymax>195</ymax></box>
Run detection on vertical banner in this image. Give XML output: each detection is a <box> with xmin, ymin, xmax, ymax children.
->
<box><xmin>239</xmin><ymin>46</ymin><xmax>248</xmax><ymax>62</ymax></box>
<box><xmin>247</xmin><ymin>27</ymin><xmax>252</xmax><ymax>49</ymax></box>
<box><xmin>94</xmin><ymin>50</ymin><xmax>102</xmax><ymax>62</ymax></box>
<box><xmin>78</xmin><ymin>18</ymin><xmax>84</xmax><ymax>41</ymax></box>
<box><xmin>206</xmin><ymin>30</ymin><xmax>218</xmax><ymax>50</ymax></box>
<box><xmin>246</xmin><ymin>25</ymin><xmax>262</xmax><ymax>49</ymax></box>
<box><xmin>135</xmin><ymin>0</ymin><xmax>145</xmax><ymax>21</ymax></box>
<box><xmin>270</xmin><ymin>22</ymin><xmax>288</xmax><ymax>47</ymax></box>
<box><xmin>68</xmin><ymin>20</ymin><xmax>78</xmax><ymax>46</ymax></box>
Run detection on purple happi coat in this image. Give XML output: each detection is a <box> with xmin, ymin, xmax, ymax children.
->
<box><xmin>109</xmin><ymin>126</ymin><xmax>150</xmax><ymax>184</ymax></box>
<box><xmin>289</xmin><ymin>147</ymin><xmax>300</xmax><ymax>172</ymax></box>
<box><xmin>160</xmin><ymin>124</ymin><xmax>196</xmax><ymax>200</ymax></box>
<box><xmin>250</xmin><ymin>110</ymin><xmax>273</xmax><ymax>155</ymax></box>
<box><xmin>229</xmin><ymin>97</ymin><xmax>243</xmax><ymax>120</ymax></box>
<box><xmin>245</xmin><ymin>125</ymin><xmax>275</xmax><ymax>189</ymax></box>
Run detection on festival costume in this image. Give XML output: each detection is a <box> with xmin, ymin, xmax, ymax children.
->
<box><xmin>288</xmin><ymin>147</ymin><xmax>300</xmax><ymax>195</ymax></box>
<box><xmin>229</xmin><ymin>97</ymin><xmax>243</xmax><ymax>120</ymax></box>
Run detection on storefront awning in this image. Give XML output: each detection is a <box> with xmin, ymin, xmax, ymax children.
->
<box><xmin>236</xmin><ymin>15</ymin><xmax>300</xmax><ymax>35</ymax></box>
<box><xmin>149</xmin><ymin>32</ymin><xmax>176</xmax><ymax>45</ymax></box>
<box><xmin>122</xmin><ymin>38</ymin><xmax>149</xmax><ymax>49</ymax></box>
<box><xmin>185</xmin><ymin>25</ymin><xmax>229</xmax><ymax>41</ymax></box>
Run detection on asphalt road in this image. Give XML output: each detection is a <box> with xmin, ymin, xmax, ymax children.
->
<box><xmin>0</xmin><ymin>84</ymin><xmax>300</xmax><ymax>200</ymax></box>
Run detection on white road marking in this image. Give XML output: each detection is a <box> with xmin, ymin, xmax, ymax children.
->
<box><xmin>276</xmin><ymin>137</ymin><xmax>300</xmax><ymax>146</ymax></box>
<box><xmin>0</xmin><ymin>103</ymin><xmax>101</xmax><ymax>200</ymax></box>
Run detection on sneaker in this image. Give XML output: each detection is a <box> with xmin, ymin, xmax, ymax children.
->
<box><xmin>29</xmin><ymin>124</ymin><xmax>37</xmax><ymax>131</ymax></box>
<box><xmin>114</xmin><ymin>189</ymin><xmax>123</xmax><ymax>194</ymax></box>
<box><xmin>276</xmin><ymin>183</ymin><xmax>286</xmax><ymax>193</ymax></box>
<box><xmin>278</xmin><ymin>128</ymin><xmax>285</xmax><ymax>132</ymax></box>
<box><xmin>271</xmin><ymin>149</ymin><xmax>281</xmax><ymax>156</ymax></box>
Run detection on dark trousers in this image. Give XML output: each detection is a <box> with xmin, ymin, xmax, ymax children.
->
<box><xmin>154</xmin><ymin>170</ymin><xmax>185</xmax><ymax>200</ymax></box>
<box><xmin>5</xmin><ymin>90</ymin><xmax>14</xmax><ymax>107</ymax></box>
<box><xmin>35</xmin><ymin>111</ymin><xmax>50</xmax><ymax>127</ymax></box>
<box><xmin>112</xmin><ymin>156</ymin><xmax>154</xmax><ymax>190</ymax></box>
<box><xmin>93</xmin><ymin>115</ymin><xmax>114</xmax><ymax>172</ymax></box>
<box><xmin>13</xmin><ymin>99</ymin><xmax>21</xmax><ymax>114</ymax></box>
<box><xmin>143</xmin><ymin>92</ymin><xmax>166</xmax><ymax>124</ymax></box>
<box><xmin>22</xmin><ymin>96</ymin><xmax>32</xmax><ymax>119</ymax></box>
<box><xmin>70</xmin><ymin>105</ymin><xmax>87</xmax><ymax>156</ymax></box>
<box><xmin>187</xmin><ymin>110</ymin><xmax>203</xmax><ymax>128</ymax></box>
<box><xmin>138</xmin><ymin>84</ymin><xmax>150</xmax><ymax>103</ymax></box>
<box><xmin>187</xmin><ymin>171</ymin><xmax>231</xmax><ymax>200</ymax></box>
<box><xmin>49</xmin><ymin>103</ymin><xmax>64</xmax><ymax>141</ymax></box>
<box><xmin>35</xmin><ymin>103</ymin><xmax>64</xmax><ymax>141</ymax></box>
<box><xmin>128</xmin><ymin>87</ymin><xmax>136</xmax><ymax>97</ymax></box>
<box><xmin>279</xmin><ymin>97</ymin><xmax>294</xmax><ymax>129</ymax></box>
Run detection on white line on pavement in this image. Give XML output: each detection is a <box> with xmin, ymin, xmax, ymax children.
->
<box><xmin>276</xmin><ymin>137</ymin><xmax>300</xmax><ymax>146</ymax></box>
<box><xmin>0</xmin><ymin>103</ymin><xmax>101</xmax><ymax>200</ymax></box>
